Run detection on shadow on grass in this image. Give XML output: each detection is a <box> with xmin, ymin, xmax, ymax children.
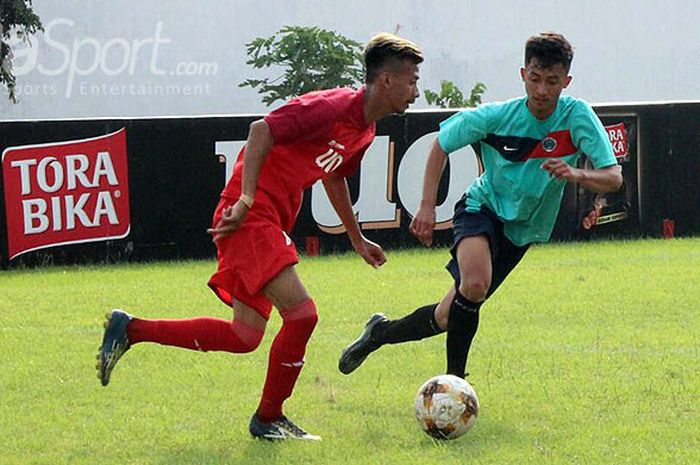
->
<box><xmin>151</xmin><ymin>425</ymin><xmax>529</xmax><ymax>465</ymax></box>
<box><xmin>154</xmin><ymin>438</ymin><xmax>300</xmax><ymax>465</ymax></box>
<box><xmin>418</xmin><ymin>417</ymin><xmax>533</xmax><ymax>458</ymax></box>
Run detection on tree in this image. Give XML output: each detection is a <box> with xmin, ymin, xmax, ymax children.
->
<box><xmin>240</xmin><ymin>26</ymin><xmax>364</xmax><ymax>106</ymax></box>
<box><xmin>424</xmin><ymin>80</ymin><xmax>487</xmax><ymax>109</ymax></box>
<box><xmin>1</xmin><ymin>0</ymin><xmax>42</xmax><ymax>102</ymax></box>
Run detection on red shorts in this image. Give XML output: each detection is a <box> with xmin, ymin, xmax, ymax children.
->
<box><xmin>207</xmin><ymin>196</ymin><xmax>299</xmax><ymax>319</ymax></box>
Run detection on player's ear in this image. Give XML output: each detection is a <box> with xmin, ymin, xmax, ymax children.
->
<box><xmin>563</xmin><ymin>75</ymin><xmax>572</xmax><ymax>88</ymax></box>
<box><xmin>379</xmin><ymin>69</ymin><xmax>392</xmax><ymax>89</ymax></box>
<box><xmin>519</xmin><ymin>67</ymin><xmax>527</xmax><ymax>81</ymax></box>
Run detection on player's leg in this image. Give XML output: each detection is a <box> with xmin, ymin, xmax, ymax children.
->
<box><xmin>249</xmin><ymin>265</ymin><xmax>321</xmax><ymax>441</ymax></box>
<box><xmin>97</xmin><ymin>301</ymin><xmax>267</xmax><ymax>387</ymax></box>
<box><xmin>441</xmin><ymin>217</ymin><xmax>530</xmax><ymax>379</ymax></box>
<box><xmin>443</xmin><ymin>234</ymin><xmax>491</xmax><ymax>378</ymax></box>
<box><xmin>338</xmin><ymin>294</ymin><xmax>448</xmax><ymax>375</ymax></box>
<box><xmin>484</xmin><ymin>239</ymin><xmax>530</xmax><ymax>300</ymax></box>
<box><xmin>97</xmin><ymin>196</ymin><xmax>280</xmax><ymax>387</ymax></box>
<box><xmin>125</xmin><ymin>302</ymin><xmax>266</xmax><ymax>352</ymax></box>
<box><xmin>337</xmin><ymin>230</ymin><xmax>494</xmax><ymax>378</ymax></box>
<box><xmin>338</xmin><ymin>200</ymin><xmax>493</xmax><ymax>377</ymax></box>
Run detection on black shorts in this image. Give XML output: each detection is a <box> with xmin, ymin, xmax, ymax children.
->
<box><xmin>446</xmin><ymin>195</ymin><xmax>530</xmax><ymax>299</ymax></box>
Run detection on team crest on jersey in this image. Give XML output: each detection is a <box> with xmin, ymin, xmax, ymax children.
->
<box><xmin>542</xmin><ymin>137</ymin><xmax>557</xmax><ymax>152</ymax></box>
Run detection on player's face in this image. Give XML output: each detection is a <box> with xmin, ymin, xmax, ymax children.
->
<box><xmin>386</xmin><ymin>60</ymin><xmax>420</xmax><ymax>114</ymax></box>
<box><xmin>520</xmin><ymin>60</ymin><xmax>572</xmax><ymax>119</ymax></box>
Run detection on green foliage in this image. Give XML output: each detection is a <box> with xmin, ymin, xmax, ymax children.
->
<box><xmin>239</xmin><ymin>25</ymin><xmax>364</xmax><ymax>106</ymax></box>
<box><xmin>424</xmin><ymin>80</ymin><xmax>487</xmax><ymax>108</ymax></box>
<box><xmin>1</xmin><ymin>238</ymin><xmax>699</xmax><ymax>464</ymax></box>
<box><xmin>1</xmin><ymin>0</ymin><xmax>42</xmax><ymax>102</ymax></box>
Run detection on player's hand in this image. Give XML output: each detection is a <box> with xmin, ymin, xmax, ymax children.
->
<box><xmin>207</xmin><ymin>200</ymin><xmax>249</xmax><ymax>241</ymax></box>
<box><xmin>581</xmin><ymin>204</ymin><xmax>602</xmax><ymax>230</ymax></box>
<box><xmin>410</xmin><ymin>205</ymin><xmax>436</xmax><ymax>246</ymax></box>
<box><xmin>354</xmin><ymin>236</ymin><xmax>386</xmax><ymax>269</ymax></box>
<box><xmin>540</xmin><ymin>159</ymin><xmax>582</xmax><ymax>183</ymax></box>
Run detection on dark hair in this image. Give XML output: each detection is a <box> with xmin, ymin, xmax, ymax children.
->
<box><xmin>363</xmin><ymin>33</ymin><xmax>423</xmax><ymax>83</ymax></box>
<box><xmin>525</xmin><ymin>32</ymin><xmax>574</xmax><ymax>72</ymax></box>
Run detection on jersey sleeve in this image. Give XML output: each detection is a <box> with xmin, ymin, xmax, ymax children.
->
<box><xmin>264</xmin><ymin>95</ymin><xmax>339</xmax><ymax>144</ymax></box>
<box><xmin>571</xmin><ymin>100</ymin><xmax>617</xmax><ymax>169</ymax></box>
<box><xmin>437</xmin><ymin>104</ymin><xmax>493</xmax><ymax>154</ymax></box>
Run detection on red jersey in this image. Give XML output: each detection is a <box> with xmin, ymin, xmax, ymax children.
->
<box><xmin>222</xmin><ymin>86</ymin><xmax>376</xmax><ymax>231</ymax></box>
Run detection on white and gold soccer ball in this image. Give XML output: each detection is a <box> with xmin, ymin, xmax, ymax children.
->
<box><xmin>414</xmin><ymin>374</ymin><xmax>479</xmax><ymax>440</ymax></box>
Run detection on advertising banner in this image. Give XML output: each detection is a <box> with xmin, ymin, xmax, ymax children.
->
<box><xmin>2</xmin><ymin>129</ymin><xmax>130</xmax><ymax>260</ymax></box>
<box><xmin>571</xmin><ymin>116</ymin><xmax>639</xmax><ymax>237</ymax></box>
<box><xmin>1</xmin><ymin>102</ymin><xmax>698</xmax><ymax>268</ymax></box>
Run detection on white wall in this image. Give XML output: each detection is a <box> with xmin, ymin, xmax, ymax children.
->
<box><xmin>1</xmin><ymin>0</ymin><xmax>698</xmax><ymax>119</ymax></box>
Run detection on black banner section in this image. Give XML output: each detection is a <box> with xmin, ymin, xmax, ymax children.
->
<box><xmin>1</xmin><ymin>102</ymin><xmax>698</xmax><ymax>268</ymax></box>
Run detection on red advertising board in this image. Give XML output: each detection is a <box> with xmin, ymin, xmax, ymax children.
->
<box><xmin>2</xmin><ymin>128</ymin><xmax>130</xmax><ymax>260</ymax></box>
<box><xmin>605</xmin><ymin>123</ymin><xmax>629</xmax><ymax>159</ymax></box>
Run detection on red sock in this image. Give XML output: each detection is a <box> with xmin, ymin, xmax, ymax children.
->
<box><xmin>127</xmin><ymin>317</ymin><xmax>263</xmax><ymax>353</ymax></box>
<box><xmin>256</xmin><ymin>299</ymin><xmax>318</xmax><ymax>422</ymax></box>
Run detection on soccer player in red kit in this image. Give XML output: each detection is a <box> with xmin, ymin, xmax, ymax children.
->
<box><xmin>97</xmin><ymin>33</ymin><xmax>423</xmax><ymax>441</ymax></box>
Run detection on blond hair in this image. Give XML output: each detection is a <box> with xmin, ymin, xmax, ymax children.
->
<box><xmin>363</xmin><ymin>33</ymin><xmax>423</xmax><ymax>82</ymax></box>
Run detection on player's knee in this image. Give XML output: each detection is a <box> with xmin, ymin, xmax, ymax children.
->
<box><xmin>231</xmin><ymin>320</ymin><xmax>264</xmax><ymax>353</ymax></box>
<box><xmin>281</xmin><ymin>298</ymin><xmax>318</xmax><ymax>334</ymax></box>
<box><xmin>435</xmin><ymin>312</ymin><xmax>449</xmax><ymax>331</ymax></box>
<box><xmin>459</xmin><ymin>278</ymin><xmax>489</xmax><ymax>302</ymax></box>
<box><xmin>434</xmin><ymin>301</ymin><xmax>450</xmax><ymax>330</ymax></box>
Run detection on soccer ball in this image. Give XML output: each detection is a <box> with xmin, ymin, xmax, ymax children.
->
<box><xmin>414</xmin><ymin>374</ymin><xmax>479</xmax><ymax>440</ymax></box>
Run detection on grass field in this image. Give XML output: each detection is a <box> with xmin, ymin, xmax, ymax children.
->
<box><xmin>1</xmin><ymin>238</ymin><xmax>699</xmax><ymax>465</ymax></box>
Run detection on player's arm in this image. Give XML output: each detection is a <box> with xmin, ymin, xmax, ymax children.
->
<box><xmin>239</xmin><ymin>119</ymin><xmax>274</xmax><ymax>200</ymax></box>
<box><xmin>207</xmin><ymin>119</ymin><xmax>274</xmax><ymax>240</ymax></box>
<box><xmin>322</xmin><ymin>173</ymin><xmax>386</xmax><ymax>268</ymax></box>
<box><xmin>543</xmin><ymin>101</ymin><xmax>623</xmax><ymax>194</ymax></box>
<box><xmin>541</xmin><ymin>160</ymin><xmax>622</xmax><ymax>193</ymax></box>
<box><xmin>411</xmin><ymin>106</ymin><xmax>489</xmax><ymax>246</ymax></box>
<box><xmin>410</xmin><ymin>138</ymin><xmax>449</xmax><ymax>246</ymax></box>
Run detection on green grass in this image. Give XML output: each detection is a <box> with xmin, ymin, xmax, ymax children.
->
<box><xmin>1</xmin><ymin>238</ymin><xmax>699</xmax><ymax>465</ymax></box>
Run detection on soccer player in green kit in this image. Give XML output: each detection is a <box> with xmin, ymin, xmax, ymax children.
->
<box><xmin>339</xmin><ymin>32</ymin><xmax>623</xmax><ymax>380</ymax></box>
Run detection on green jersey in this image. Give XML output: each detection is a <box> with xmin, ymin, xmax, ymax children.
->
<box><xmin>438</xmin><ymin>95</ymin><xmax>617</xmax><ymax>246</ymax></box>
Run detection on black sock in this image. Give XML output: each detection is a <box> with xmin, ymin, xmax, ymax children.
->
<box><xmin>373</xmin><ymin>304</ymin><xmax>443</xmax><ymax>345</ymax></box>
<box><xmin>446</xmin><ymin>290</ymin><xmax>482</xmax><ymax>378</ymax></box>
